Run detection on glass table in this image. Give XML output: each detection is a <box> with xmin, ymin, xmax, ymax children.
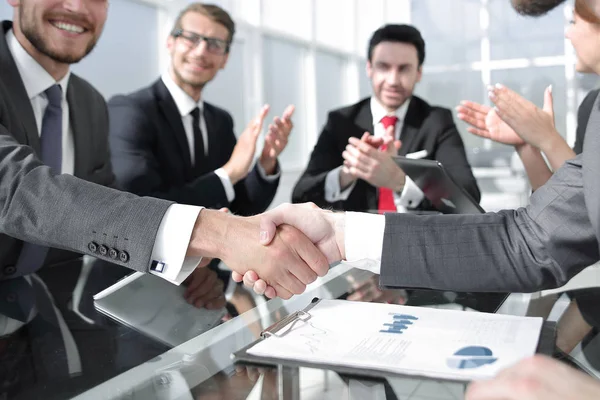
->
<box><xmin>2</xmin><ymin>257</ymin><xmax>553</xmax><ymax>400</ymax></box>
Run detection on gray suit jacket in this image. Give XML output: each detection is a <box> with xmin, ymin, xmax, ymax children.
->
<box><xmin>0</xmin><ymin>21</ymin><xmax>172</xmax><ymax>278</ymax></box>
<box><xmin>380</xmin><ymin>97</ymin><xmax>600</xmax><ymax>293</ymax></box>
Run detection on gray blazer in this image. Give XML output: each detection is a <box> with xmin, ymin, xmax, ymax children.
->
<box><xmin>380</xmin><ymin>95</ymin><xmax>600</xmax><ymax>293</ymax></box>
<box><xmin>0</xmin><ymin>21</ymin><xmax>172</xmax><ymax>279</ymax></box>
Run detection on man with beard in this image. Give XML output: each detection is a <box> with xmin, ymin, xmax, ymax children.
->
<box><xmin>0</xmin><ymin>0</ymin><xmax>227</xmax><ymax>314</ymax></box>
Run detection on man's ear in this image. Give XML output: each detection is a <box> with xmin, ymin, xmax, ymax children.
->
<box><xmin>167</xmin><ymin>35</ymin><xmax>175</xmax><ymax>53</ymax></box>
<box><xmin>366</xmin><ymin>60</ymin><xmax>373</xmax><ymax>79</ymax></box>
<box><xmin>219</xmin><ymin>52</ymin><xmax>230</xmax><ymax>70</ymax></box>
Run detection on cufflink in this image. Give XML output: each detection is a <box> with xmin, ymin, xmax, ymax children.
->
<box><xmin>151</xmin><ymin>260</ymin><xmax>166</xmax><ymax>273</ymax></box>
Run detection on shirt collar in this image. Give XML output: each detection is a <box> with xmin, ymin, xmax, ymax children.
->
<box><xmin>370</xmin><ymin>96</ymin><xmax>411</xmax><ymax>126</ymax></box>
<box><xmin>161</xmin><ymin>71</ymin><xmax>203</xmax><ymax>117</ymax></box>
<box><xmin>7</xmin><ymin>29</ymin><xmax>70</xmax><ymax>100</ymax></box>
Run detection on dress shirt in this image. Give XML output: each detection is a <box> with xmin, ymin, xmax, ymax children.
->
<box><xmin>345</xmin><ymin>212</ymin><xmax>385</xmax><ymax>274</ymax></box>
<box><xmin>161</xmin><ymin>72</ymin><xmax>279</xmax><ymax>204</ymax></box>
<box><xmin>325</xmin><ymin>97</ymin><xmax>425</xmax><ymax>210</ymax></box>
<box><xmin>8</xmin><ymin>30</ymin><xmax>199</xmax><ymax>284</ymax></box>
<box><xmin>8</xmin><ymin>30</ymin><xmax>73</xmax><ymax>175</ymax></box>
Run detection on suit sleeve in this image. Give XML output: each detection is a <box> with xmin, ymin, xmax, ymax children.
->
<box><xmin>227</xmin><ymin>113</ymin><xmax>279</xmax><ymax>216</ymax></box>
<box><xmin>99</xmin><ymin>98</ymin><xmax>120</xmax><ymax>190</ymax></box>
<box><xmin>379</xmin><ymin>154</ymin><xmax>599</xmax><ymax>293</ymax></box>
<box><xmin>292</xmin><ymin>111</ymin><xmax>345</xmax><ymax>208</ymax></box>
<box><xmin>0</xmin><ymin>125</ymin><xmax>173</xmax><ymax>273</ymax></box>
<box><xmin>108</xmin><ymin>96</ymin><xmax>230</xmax><ymax>208</ymax></box>
<box><xmin>430</xmin><ymin>109</ymin><xmax>481</xmax><ymax>203</ymax></box>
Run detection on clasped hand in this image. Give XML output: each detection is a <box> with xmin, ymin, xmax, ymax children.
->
<box><xmin>342</xmin><ymin>130</ymin><xmax>405</xmax><ymax>191</ymax></box>
<box><xmin>188</xmin><ymin>206</ymin><xmax>335</xmax><ymax>299</ymax></box>
<box><xmin>230</xmin><ymin>203</ymin><xmax>346</xmax><ymax>298</ymax></box>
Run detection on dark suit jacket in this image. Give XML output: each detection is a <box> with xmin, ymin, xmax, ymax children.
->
<box><xmin>0</xmin><ymin>21</ymin><xmax>120</xmax><ymax>279</ymax></box>
<box><xmin>574</xmin><ymin>88</ymin><xmax>600</xmax><ymax>154</ymax></box>
<box><xmin>107</xmin><ymin>79</ymin><xmax>279</xmax><ymax>216</ymax></box>
<box><xmin>292</xmin><ymin>96</ymin><xmax>480</xmax><ymax>211</ymax></box>
<box><xmin>569</xmin><ymin>88</ymin><xmax>600</xmax><ymax>329</ymax></box>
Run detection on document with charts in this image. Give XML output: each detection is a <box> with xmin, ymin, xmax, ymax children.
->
<box><xmin>246</xmin><ymin>299</ymin><xmax>543</xmax><ymax>381</ymax></box>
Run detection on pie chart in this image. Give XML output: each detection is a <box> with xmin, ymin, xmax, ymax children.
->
<box><xmin>446</xmin><ymin>346</ymin><xmax>498</xmax><ymax>369</ymax></box>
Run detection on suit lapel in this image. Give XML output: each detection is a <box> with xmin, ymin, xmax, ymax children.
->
<box><xmin>0</xmin><ymin>21</ymin><xmax>41</xmax><ymax>154</ymax></box>
<box><xmin>67</xmin><ymin>78</ymin><xmax>92</xmax><ymax>177</ymax></box>
<box><xmin>582</xmin><ymin>93</ymin><xmax>600</xmax><ymax>245</ymax></box>
<box><xmin>202</xmin><ymin>105</ymin><xmax>218</xmax><ymax>169</ymax></box>
<box><xmin>355</xmin><ymin>100</ymin><xmax>374</xmax><ymax>135</ymax></box>
<box><xmin>154</xmin><ymin>80</ymin><xmax>193</xmax><ymax>172</ymax></box>
<box><xmin>397</xmin><ymin>98</ymin><xmax>420</xmax><ymax>156</ymax></box>
<box><xmin>353</xmin><ymin>99</ymin><xmax>379</xmax><ymax>210</ymax></box>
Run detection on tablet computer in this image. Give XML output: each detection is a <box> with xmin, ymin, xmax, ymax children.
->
<box><xmin>94</xmin><ymin>272</ymin><xmax>226</xmax><ymax>347</ymax></box>
<box><xmin>393</xmin><ymin>156</ymin><xmax>485</xmax><ymax>214</ymax></box>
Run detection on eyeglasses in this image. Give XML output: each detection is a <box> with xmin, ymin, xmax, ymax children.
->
<box><xmin>173</xmin><ymin>29</ymin><xmax>230</xmax><ymax>55</ymax></box>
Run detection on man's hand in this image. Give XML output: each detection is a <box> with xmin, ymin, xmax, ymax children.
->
<box><xmin>223</xmin><ymin>105</ymin><xmax>270</xmax><ymax>184</ymax></box>
<box><xmin>487</xmin><ymin>84</ymin><xmax>559</xmax><ymax>153</ymax></box>
<box><xmin>259</xmin><ymin>105</ymin><xmax>295</xmax><ymax>174</ymax></box>
<box><xmin>465</xmin><ymin>355</ymin><xmax>600</xmax><ymax>399</ymax></box>
<box><xmin>231</xmin><ymin>203</ymin><xmax>346</xmax><ymax>298</ymax></box>
<box><xmin>456</xmin><ymin>100</ymin><xmax>525</xmax><ymax>146</ymax></box>
<box><xmin>342</xmin><ymin>128</ymin><xmax>404</xmax><ymax>191</ymax></box>
<box><xmin>187</xmin><ymin>208</ymin><xmax>329</xmax><ymax>300</ymax></box>
<box><xmin>183</xmin><ymin>267</ymin><xmax>226</xmax><ymax>309</ymax></box>
<box><xmin>339</xmin><ymin>132</ymin><xmax>383</xmax><ymax>190</ymax></box>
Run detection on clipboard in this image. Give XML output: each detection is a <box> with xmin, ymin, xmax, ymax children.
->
<box><xmin>232</xmin><ymin>297</ymin><xmax>557</xmax><ymax>383</ymax></box>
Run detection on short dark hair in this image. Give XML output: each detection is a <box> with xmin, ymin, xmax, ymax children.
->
<box><xmin>367</xmin><ymin>24</ymin><xmax>425</xmax><ymax>66</ymax></box>
<box><xmin>510</xmin><ymin>0</ymin><xmax>566</xmax><ymax>16</ymax></box>
<box><xmin>171</xmin><ymin>3</ymin><xmax>236</xmax><ymax>44</ymax></box>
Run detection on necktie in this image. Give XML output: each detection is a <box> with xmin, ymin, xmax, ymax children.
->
<box><xmin>190</xmin><ymin>107</ymin><xmax>208</xmax><ymax>175</ymax></box>
<box><xmin>14</xmin><ymin>85</ymin><xmax>63</xmax><ymax>277</ymax></box>
<box><xmin>377</xmin><ymin>115</ymin><xmax>398</xmax><ymax>213</ymax></box>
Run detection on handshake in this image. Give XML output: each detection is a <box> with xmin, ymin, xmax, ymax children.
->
<box><xmin>187</xmin><ymin>203</ymin><xmax>347</xmax><ymax>299</ymax></box>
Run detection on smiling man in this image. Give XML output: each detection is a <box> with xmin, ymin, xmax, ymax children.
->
<box><xmin>108</xmin><ymin>3</ymin><xmax>290</xmax><ymax>216</ymax></box>
<box><xmin>107</xmin><ymin>3</ymin><xmax>294</xmax><ymax>297</ymax></box>
<box><xmin>0</xmin><ymin>0</ymin><xmax>114</xmax><ymax>278</ymax></box>
<box><xmin>292</xmin><ymin>24</ymin><xmax>480</xmax><ymax>214</ymax></box>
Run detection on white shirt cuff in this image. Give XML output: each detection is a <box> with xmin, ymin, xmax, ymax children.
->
<box><xmin>325</xmin><ymin>166</ymin><xmax>357</xmax><ymax>202</ymax></box>
<box><xmin>396</xmin><ymin>176</ymin><xmax>425</xmax><ymax>209</ymax></box>
<box><xmin>344</xmin><ymin>212</ymin><xmax>384</xmax><ymax>274</ymax></box>
<box><xmin>150</xmin><ymin>204</ymin><xmax>203</xmax><ymax>285</ymax></box>
<box><xmin>256</xmin><ymin>160</ymin><xmax>281</xmax><ymax>181</ymax></box>
<box><xmin>214</xmin><ymin>168</ymin><xmax>236</xmax><ymax>202</ymax></box>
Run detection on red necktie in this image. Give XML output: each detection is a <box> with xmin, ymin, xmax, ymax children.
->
<box><xmin>377</xmin><ymin>115</ymin><xmax>398</xmax><ymax>213</ymax></box>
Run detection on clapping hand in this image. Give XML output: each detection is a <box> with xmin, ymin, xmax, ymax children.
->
<box><xmin>260</xmin><ymin>105</ymin><xmax>295</xmax><ymax>174</ymax></box>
